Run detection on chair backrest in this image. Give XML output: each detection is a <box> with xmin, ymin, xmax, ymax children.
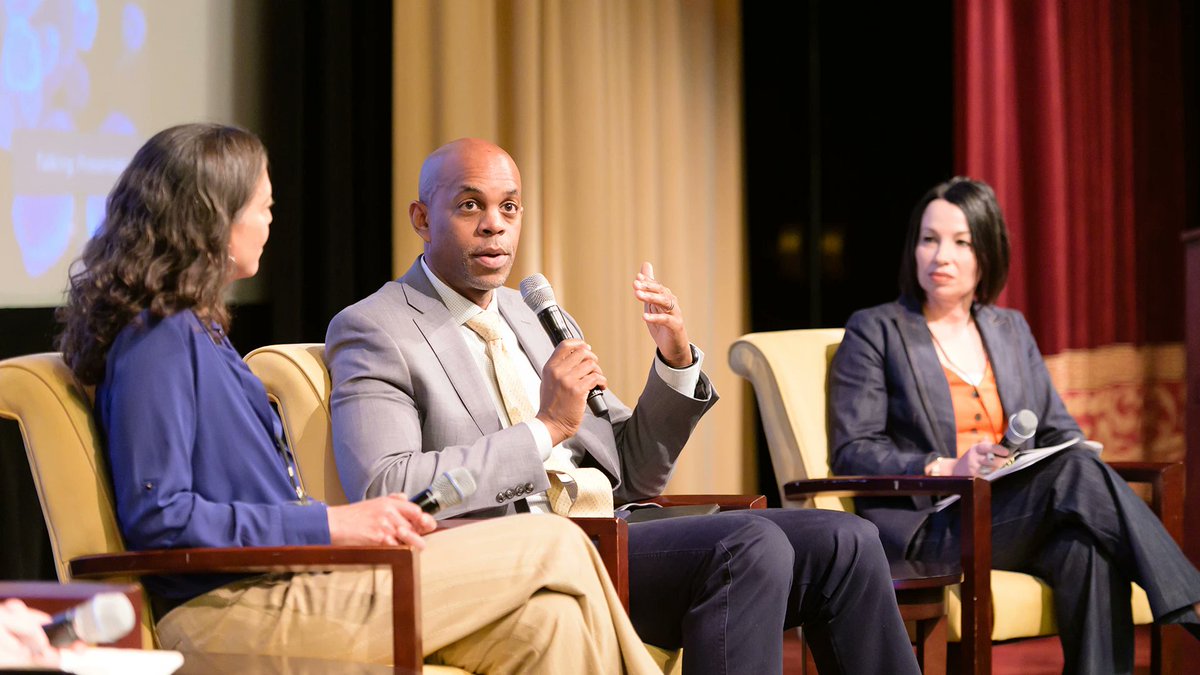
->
<box><xmin>243</xmin><ymin>344</ymin><xmax>349</xmax><ymax>506</ymax></box>
<box><xmin>0</xmin><ymin>353</ymin><xmax>157</xmax><ymax>646</ymax></box>
<box><xmin>728</xmin><ymin>329</ymin><xmax>851</xmax><ymax>511</ymax></box>
<box><xmin>0</xmin><ymin>354</ymin><xmax>127</xmax><ymax>577</ymax></box>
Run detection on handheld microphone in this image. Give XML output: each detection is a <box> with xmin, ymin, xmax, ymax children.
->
<box><xmin>411</xmin><ymin>467</ymin><xmax>478</xmax><ymax>515</ymax></box>
<box><xmin>42</xmin><ymin>592</ymin><xmax>136</xmax><ymax>647</ymax></box>
<box><xmin>519</xmin><ymin>273</ymin><xmax>609</xmax><ymax>417</ymax></box>
<box><xmin>1000</xmin><ymin>409</ymin><xmax>1038</xmax><ymax>454</ymax></box>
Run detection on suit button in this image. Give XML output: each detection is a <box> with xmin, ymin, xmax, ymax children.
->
<box><xmin>505</xmin><ymin>489</ymin><xmax>515</xmax><ymax>499</ymax></box>
<box><xmin>525</xmin><ymin>482</ymin><xmax>534</xmax><ymax>492</ymax></box>
<box><xmin>496</xmin><ymin>493</ymin><xmax>505</xmax><ymax>503</ymax></box>
<box><xmin>515</xmin><ymin>485</ymin><xmax>526</xmax><ymax>496</ymax></box>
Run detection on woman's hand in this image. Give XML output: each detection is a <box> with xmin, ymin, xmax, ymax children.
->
<box><xmin>951</xmin><ymin>443</ymin><xmax>1010</xmax><ymax>477</ymax></box>
<box><xmin>327</xmin><ymin>494</ymin><xmax>437</xmax><ymax>549</ymax></box>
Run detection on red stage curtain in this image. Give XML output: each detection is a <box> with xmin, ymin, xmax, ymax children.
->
<box><xmin>955</xmin><ymin>0</ymin><xmax>1188</xmax><ymax>461</ymax></box>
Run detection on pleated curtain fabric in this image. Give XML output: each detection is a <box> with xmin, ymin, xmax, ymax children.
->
<box><xmin>391</xmin><ymin>0</ymin><xmax>747</xmax><ymax>495</ymax></box>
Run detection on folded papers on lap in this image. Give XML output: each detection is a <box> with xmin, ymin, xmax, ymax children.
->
<box><xmin>933</xmin><ymin>437</ymin><xmax>1101</xmax><ymax>511</ymax></box>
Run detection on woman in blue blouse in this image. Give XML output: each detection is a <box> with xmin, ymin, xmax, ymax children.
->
<box><xmin>828</xmin><ymin>177</ymin><xmax>1200</xmax><ymax>674</ymax></box>
<box><xmin>55</xmin><ymin>123</ymin><xmax>659</xmax><ymax>673</ymax></box>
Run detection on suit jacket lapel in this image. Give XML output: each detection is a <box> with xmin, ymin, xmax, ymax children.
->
<box><xmin>894</xmin><ymin>298</ymin><xmax>956</xmax><ymax>458</ymax></box>
<box><xmin>399</xmin><ymin>263</ymin><xmax>501</xmax><ymax>436</ymax></box>
<box><xmin>975</xmin><ymin>305</ymin><xmax>1021</xmax><ymax>423</ymax></box>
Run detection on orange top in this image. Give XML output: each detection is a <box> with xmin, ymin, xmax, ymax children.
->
<box><xmin>944</xmin><ymin>364</ymin><xmax>1005</xmax><ymax>456</ymax></box>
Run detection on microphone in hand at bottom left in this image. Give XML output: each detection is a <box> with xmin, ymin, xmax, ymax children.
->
<box><xmin>410</xmin><ymin>467</ymin><xmax>478</xmax><ymax>515</ymax></box>
<box><xmin>42</xmin><ymin>592</ymin><xmax>136</xmax><ymax>647</ymax></box>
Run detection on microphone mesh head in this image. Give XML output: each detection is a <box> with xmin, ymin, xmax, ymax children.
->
<box><xmin>519</xmin><ymin>274</ymin><xmax>557</xmax><ymax>313</ymax></box>
<box><xmin>75</xmin><ymin>593</ymin><xmax>136</xmax><ymax>644</ymax></box>
<box><xmin>431</xmin><ymin>467</ymin><xmax>478</xmax><ymax>509</ymax></box>
<box><xmin>1009</xmin><ymin>409</ymin><xmax>1038</xmax><ymax>440</ymax></box>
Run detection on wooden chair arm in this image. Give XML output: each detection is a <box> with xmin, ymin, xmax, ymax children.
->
<box><xmin>70</xmin><ymin>546</ymin><xmax>422</xmax><ymax>674</ymax></box>
<box><xmin>569</xmin><ymin>518</ymin><xmax>630</xmax><ymax>612</ymax></box>
<box><xmin>784</xmin><ymin>475</ymin><xmax>994</xmax><ymax>674</ymax></box>
<box><xmin>1110</xmin><ymin>461</ymin><xmax>1184</xmax><ymax>545</ymax></box>
<box><xmin>648</xmin><ymin>494</ymin><xmax>767</xmax><ymax>510</ymax></box>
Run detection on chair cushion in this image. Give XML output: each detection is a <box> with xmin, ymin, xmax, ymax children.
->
<box><xmin>943</xmin><ymin>570</ymin><xmax>1154</xmax><ymax>641</ymax></box>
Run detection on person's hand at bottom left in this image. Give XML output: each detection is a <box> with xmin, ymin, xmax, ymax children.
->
<box><xmin>0</xmin><ymin>598</ymin><xmax>66</xmax><ymax>668</ymax></box>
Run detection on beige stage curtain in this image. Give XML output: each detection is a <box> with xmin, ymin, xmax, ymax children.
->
<box><xmin>391</xmin><ymin>0</ymin><xmax>749</xmax><ymax>493</ymax></box>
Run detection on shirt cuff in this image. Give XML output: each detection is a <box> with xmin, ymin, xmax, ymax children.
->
<box><xmin>281</xmin><ymin>501</ymin><xmax>331</xmax><ymax>545</ymax></box>
<box><xmin>522</xmin><ymin>419</ymin><xmax>554</xmax><ymax>461</ymax></box>
<box><xmin>654</xmin><ymin>344</ymin><xmax>704</xmax><ymax>397</ymax></box>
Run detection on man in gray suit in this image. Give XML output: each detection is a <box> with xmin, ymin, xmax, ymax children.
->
<box><xmin>327</xmin><ymin>138</ymin><xmax>919</xmax><ymax>674</ymax></box>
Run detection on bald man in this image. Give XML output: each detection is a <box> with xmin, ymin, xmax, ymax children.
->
<box><xmin>328</xmin><ymin>138</ymin><xmax>919</xmax><ymax>674</ymax></box>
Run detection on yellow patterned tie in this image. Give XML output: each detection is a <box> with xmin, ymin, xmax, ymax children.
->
<box><xmin>464</xmin><ymin>312</ymin><xmax>614</xmax><ymax>517</ymax></box>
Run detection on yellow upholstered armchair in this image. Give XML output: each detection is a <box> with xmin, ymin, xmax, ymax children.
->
<box><xmin>729</xmin><ymin>329</ymin><xmax>1181</xmax><ymax>674</ymax></box>
<box><xmin>0</xmin><ymin>353</ymin><xmax>430</xmax><ymax>672</ymax></box>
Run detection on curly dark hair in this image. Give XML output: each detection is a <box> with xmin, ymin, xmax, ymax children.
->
<box><xmin>56</xmin><ymin>123</ymin><xmax>267</xmax><ymax>384</ymax></box>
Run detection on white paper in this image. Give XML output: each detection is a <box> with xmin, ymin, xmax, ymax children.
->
<box><xmin>932</xmin><ymin>437</ymin><xmax>1093</xmax><ymax>511</ymax></box>
<box><xmin>58</xmin><ymin>647</ymin><xmax>184</xmax><ymax>675</ymax></box>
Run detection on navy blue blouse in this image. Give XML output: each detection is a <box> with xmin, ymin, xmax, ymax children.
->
<box><xmin>96</xmin><ymin>310</ymin><xmax>329</xmax><ymax>600</ymax></box>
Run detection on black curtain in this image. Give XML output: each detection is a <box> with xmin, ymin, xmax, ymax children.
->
<box><xmin>255</xmin><ymin>0</ymin><xmax>395</xmax><ymax>346</ymax></box>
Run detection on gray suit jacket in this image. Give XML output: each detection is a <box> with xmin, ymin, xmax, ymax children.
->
<box><xmin>828</xmin><ymin>296</ymin><xmax>1081</xmax><ymax>557</ymax></box>
<box><xmin>325</xmin><ymin>259</ymin><xmax>718</xmax><ymax>518</ymax></box>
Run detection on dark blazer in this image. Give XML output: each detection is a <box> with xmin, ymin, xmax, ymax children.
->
<box><xmin>828</xmin><ymin>297</ymin><xmax>1080</xmax><ymax>557</ymax></box>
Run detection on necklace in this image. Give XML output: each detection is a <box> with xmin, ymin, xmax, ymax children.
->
<box><xmin>929</xmin><ymin>326</ymin><xmax>999</xmax><ymax>444</ymax></box>
<box><xmin>928</xmin><ymin>322</ymin><xmax>988</xmax><ymax>385</ymax></box>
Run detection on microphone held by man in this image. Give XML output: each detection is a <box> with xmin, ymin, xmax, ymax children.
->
<box><xmin>519</xmin><ymin>273</ymin><xmax>609</xmax><ymax>417</ymax></box>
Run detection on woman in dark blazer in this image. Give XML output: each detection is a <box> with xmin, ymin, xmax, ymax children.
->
<box><xmin>829</xmin><ymin>177</ymin><xmax>1200</xmax><ymax>674</ymax></box>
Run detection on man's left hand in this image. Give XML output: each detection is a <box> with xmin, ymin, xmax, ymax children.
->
<box><xmin>634</xmin><ymin>262</ymin><xmax>692</xmax><ymax>368</ymax></box>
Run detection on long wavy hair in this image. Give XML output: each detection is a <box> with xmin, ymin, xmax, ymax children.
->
<box><xmin>57</xmin><ymin>123</ymin><xmax>267</xmax><ymax>385</ymax></box>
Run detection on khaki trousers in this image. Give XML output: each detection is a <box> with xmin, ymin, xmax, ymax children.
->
<box><xmin>156</xmin><ymin>514</ymin><xmax>659</xmax><ymax>674</ymax></box>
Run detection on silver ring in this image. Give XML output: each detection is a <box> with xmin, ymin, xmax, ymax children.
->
<box><xmin>980</xmin><ymin>465</ymin><xmax>992</xmax><ymax>476</ymax></box>
<box><xmin>986</xmin><ymin>452</ymin><xmax>995</xmax><ymax>463</ymax></box>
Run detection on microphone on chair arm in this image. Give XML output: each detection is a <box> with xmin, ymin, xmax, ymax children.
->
<box><xmin>42</xmin><ymin>592</ymin><xmax>136</xmax><ymax>646</ymax></box>
<box><xmin>518</xmin><ymin>273</ymin><xmax>609</xmax><ymax>417</ymax></box>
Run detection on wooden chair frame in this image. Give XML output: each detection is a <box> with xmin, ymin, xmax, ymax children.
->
<box><xmin>786</xmin><ymin>462</ymin><xmax>1184</xmax><ymax>674</ymax></box>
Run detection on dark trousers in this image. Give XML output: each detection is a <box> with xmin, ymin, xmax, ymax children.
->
<box><xmin>627</xmin><ymin>508</ymin><xmax>920</xmax><ymax>675</ymax></box>
<box><xmin>911</xmin><ymin>447</ymin><xmax>1200</xmax><ymax>675</ymax></box>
